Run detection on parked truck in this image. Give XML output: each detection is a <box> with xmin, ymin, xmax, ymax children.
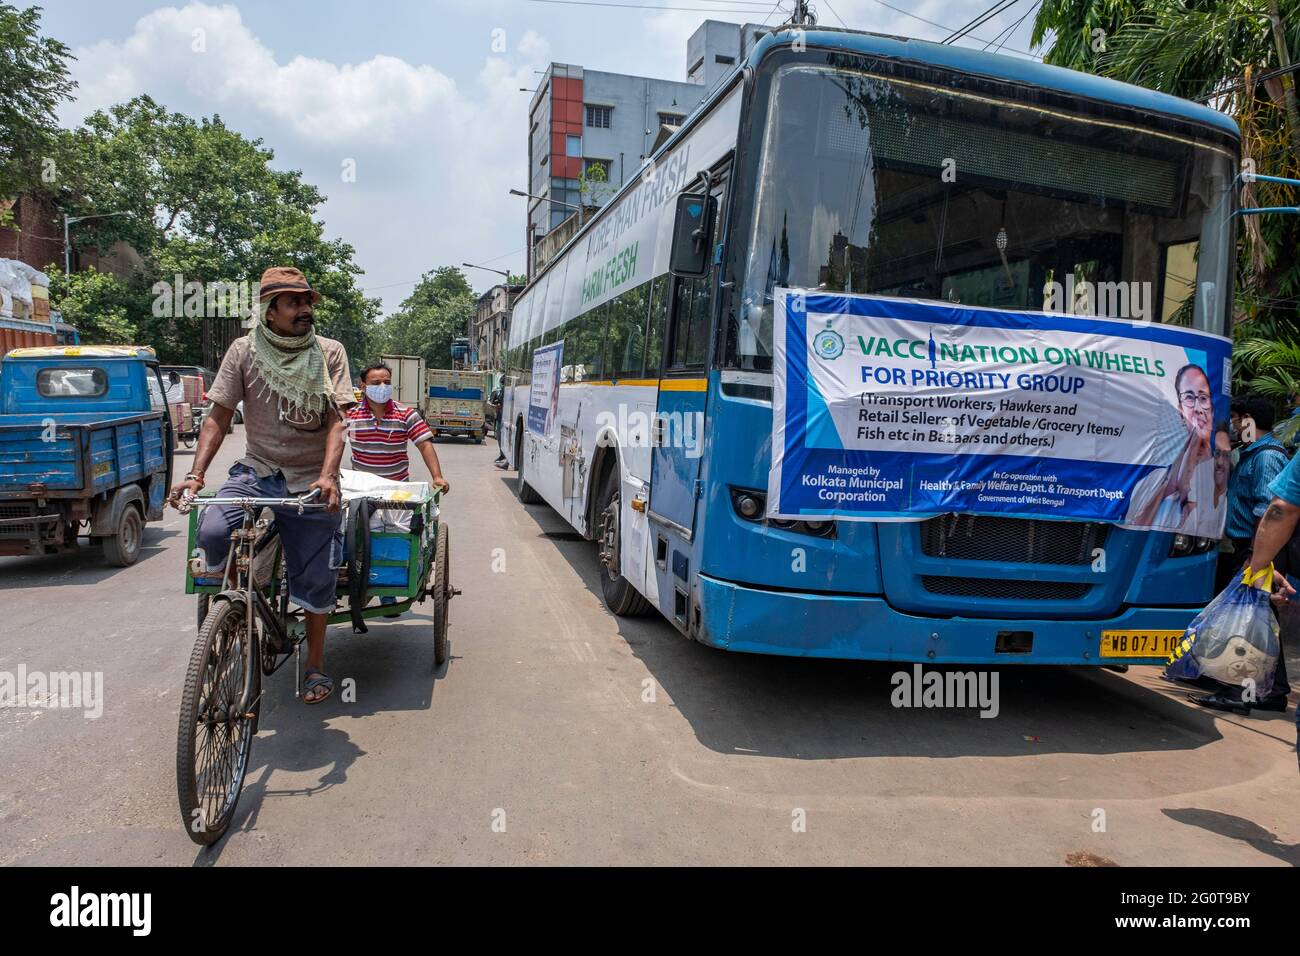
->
<box><xmin>425</xmin><ymin>368</ymin><xmax>486</xmax><ymax>442</ymax></box>
<box><xmin>0</xmin><ymin>345</ymin><xmax>173</xmax><ymax>565</ymax></box>
<box><xmin>379</xmin><ymin>354</ymin><xmax>426</xmax><ymax>411</ymax></box>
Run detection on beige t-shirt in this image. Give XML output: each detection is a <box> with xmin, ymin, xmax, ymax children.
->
<box><xmin>208</xmin><ymin>334</ymin><xmax>356</xmax><ymax>491</ymax></box>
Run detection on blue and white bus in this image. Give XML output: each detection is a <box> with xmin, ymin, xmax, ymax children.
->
<box><xmin>501</xmin><ymin>28</ymin><xmax>1238</xmax><ymax>665</ymax></box>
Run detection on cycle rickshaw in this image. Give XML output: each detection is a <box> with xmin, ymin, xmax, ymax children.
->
<box><xmin>174</xmin><ymin>480</ymin><xmax>453</xmax><ymax>845</ymax></box>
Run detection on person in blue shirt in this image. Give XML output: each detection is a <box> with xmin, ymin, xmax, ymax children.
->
<box><xmin>1216</xmin><ymin>396</ymin><xmax>1290</xmax><ymax>590</ymax></box>
<box><xmin>1197</xmin><ymin>400</ymin><xmax>1296</xmax><ymax>717</ymax></box>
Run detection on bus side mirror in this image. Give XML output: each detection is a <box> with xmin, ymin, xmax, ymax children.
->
<box><xmin>168</xmin><ymin>371</ymin><xmax>180</xmax><ymax>384</ymax></box>
<box><xmin>669</xmin><ymin>192</ymin><xmax>716</xmax><ymax>278</ymax></box>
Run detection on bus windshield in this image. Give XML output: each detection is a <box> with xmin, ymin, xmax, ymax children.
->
<box><xmin>731</xmin><ymin>61</ymin><xmax>1237</xmax><ymax>371</ymax></box>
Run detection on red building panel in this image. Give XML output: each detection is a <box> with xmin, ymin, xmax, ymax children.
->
<box><xmin>553</xmin><ymin>77</ymin><xmax>581</xmax><ymax>101</ymax></box>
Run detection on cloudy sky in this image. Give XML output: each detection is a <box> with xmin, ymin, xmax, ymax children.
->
<box><xmin>40</xmin><ymin>0</ymin><xmax>1047</xmax><ymax>312</ymax></box>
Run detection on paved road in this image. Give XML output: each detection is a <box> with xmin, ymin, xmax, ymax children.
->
<box><xmin>2</xmin><ymin>429</ymin><xmax>1298</xmax><ymax>865</ymax></box>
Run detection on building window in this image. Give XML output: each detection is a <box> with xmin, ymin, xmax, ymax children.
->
<box><xmin>715</xmin><ymin>54</ymin><xmax>735</xmax><ymax>65</ymax></box>
<box><xmin>657</xmin><ymin>112</ymin><xmax>683</xmax><ymax>128</ymax></box>
<box><xmin>585</xmin><ymin>104</ymin><xmax>611</xmax><ymax>128</ymax></box>
<box><xmin>583</xmin><ymin>158</ymin><xmax>610</xmax><ymax>179</ymax></box>
<box><xmin>566</xmin><ymin>135</ymin><xmax>581</xmax><ymax>157</ymax></box>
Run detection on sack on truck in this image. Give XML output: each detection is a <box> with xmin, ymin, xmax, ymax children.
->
<box><xmin>180</xmin><ymin>375</ymin><xmax>204</xmax><ymax>405</ymax></box>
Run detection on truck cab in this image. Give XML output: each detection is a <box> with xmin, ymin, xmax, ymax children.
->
<box><xmin>0</xmin><ymin>346</ymin><xmax>173</xmax><ymax>565</ymax></box>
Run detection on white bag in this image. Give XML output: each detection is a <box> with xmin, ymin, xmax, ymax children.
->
<box><xmin>339</xmin><ymin>468</ymin><xmax>434</xmax><ymax>533</ymax></box>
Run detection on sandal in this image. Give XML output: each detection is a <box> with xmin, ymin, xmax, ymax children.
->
<box><xmin>303</xmin><ymin>668</ymin><xmax>335</xmax><ymax>705</ymax></box>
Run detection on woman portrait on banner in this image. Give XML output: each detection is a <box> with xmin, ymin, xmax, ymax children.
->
<box><xmin>1124</xmin><ymin>363</ymin><xmax>1222</xmax><ymax>537</ymax></box>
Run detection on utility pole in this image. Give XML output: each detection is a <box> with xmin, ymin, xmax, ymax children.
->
<box><xmin>789</xmin><ymin>0</ymin><xmax>817</xmax><ymax>26</ymax></box>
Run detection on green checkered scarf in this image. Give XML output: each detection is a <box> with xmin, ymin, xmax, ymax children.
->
<box><xmin>248</xmin><ymin>316</ymin><xmax>335</xmax><ymax>417</ymax></box>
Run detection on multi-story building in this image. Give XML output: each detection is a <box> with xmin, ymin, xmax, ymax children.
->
<box><xmin>525</xmin><ymin>19</ymin><xmax>772</xmax><ymax>273</ymax></box>
<box><xmin>473</xmin><ymin>283</ymin><xmax>523</xmax><ymax>371</ymax></box>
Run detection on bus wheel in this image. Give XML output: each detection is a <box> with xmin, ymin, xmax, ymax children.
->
<box><xmin>516</xmin><ymin>427</ymin><xmax>543</xmax><ymax>504</ymax></box>
<box><xmin>596</xmin><ymin>467</ymin><xmax>651</xmax><ymax>616</ymax></box>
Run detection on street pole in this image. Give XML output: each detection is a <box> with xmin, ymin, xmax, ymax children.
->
<box><xmin>62</xmin><ymin>211</ymin><xmax>130</xmax><ymax>278</ymax></box>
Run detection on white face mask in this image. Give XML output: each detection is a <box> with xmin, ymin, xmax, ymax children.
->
<box><xmin>365</xmin><ymin>383</ymin><xmax>393</xmax><ymax>404</ymax></box>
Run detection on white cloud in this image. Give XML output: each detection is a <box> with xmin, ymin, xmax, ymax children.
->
<box><xmin>56</xmin><ymin>1</ymin><xmax>1044</xmax><ymax>314</ymax></box>
<box><xmin>62</xmin><ymin>2</ymin><xmax>542</xmax><ymax>311</ymax></box>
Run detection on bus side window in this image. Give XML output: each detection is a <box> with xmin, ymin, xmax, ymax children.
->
<box><xmin>609</xmin><ymin>281</ymin><xmax>649</xmax><ymax>381</ymax></box>
<box><xmin>645</xmin><ymin>275</ymin><xmax>669</xmax><ymax>380</ymax></box>
<box><xmin>685</xmin><ymin>275</ymin><xmax>712</xmax><ymax>367</ymax></box>
<box><xmin>576</xmin><ymin>303</ymin><xmax>608</xmax><ymax>380</ymax></box>
<box><xmin>670</xmin><ymin>276</ymin><xmax>711</xmax><ymax>369</ymax></box>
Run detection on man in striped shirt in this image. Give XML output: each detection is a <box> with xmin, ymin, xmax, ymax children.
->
<box><xmin>347</xmin><ymin>362</ymin><xmax>451</xmax><ymax>493</ymax></box>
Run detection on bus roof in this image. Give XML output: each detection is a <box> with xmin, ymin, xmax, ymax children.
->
<box><xmin>748</xmin><ymin>28</ymin><xmax>1239</xmax><ymax>139</ymax></box>
<box><xmin>517</xmin><ymin>27</ymin><xmax>1238</xmax><ymax>298</ymax></box>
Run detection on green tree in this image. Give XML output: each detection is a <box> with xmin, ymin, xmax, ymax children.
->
<box><xmin>0</xmin><ymin>4</ymin><xmax>75</xmax><ymax>215</ymax></box>
<box><xmin>379</xmin><ymin>267</ymin><xmax>476</xmax><ymax>368</ymax></box>
<box><xmin>49</xmin><ymin>95</ymin><xmax>380</xmax><ymax>368</ymax></box>
<box><xmin>45</xmin><ymin>266</ymin><xmax>149</xmax><ymax>345</ymax></box>
<box><xmin>577</xmin><ymin>160</ymin><xmax>615</xmax><ymax>207</ymax></box>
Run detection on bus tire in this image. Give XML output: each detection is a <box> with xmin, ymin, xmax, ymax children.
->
<box><xmin>516</xmin><ymin>426</ymin><xmax>543</xmax><ymax>504</ymax></box>
<box><xmin>596</xmin><ymin>467</ymin><xmax>651</xmax><ymax>617</ymax></box>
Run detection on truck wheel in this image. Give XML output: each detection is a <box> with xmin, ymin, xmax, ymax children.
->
<box><xmin>596</xmin><ymin>467</ymin><xmax>651</xmax><ymax>616</ymax></box>
<box><xmin>103</xmin><ymin>504</ymin><xmax>143</xmax><ymax>567</ymax></box>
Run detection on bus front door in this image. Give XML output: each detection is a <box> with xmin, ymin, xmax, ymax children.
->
<box><xmin>649</xmin><ymin>259</ymin><xmax>718</xmax><ymax>536</ymax></box>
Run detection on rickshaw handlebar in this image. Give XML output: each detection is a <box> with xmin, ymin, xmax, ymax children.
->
<box><xmin>178</xmin><ymin>487</ymin><xmax>324</xmax><ymax>514</ymax></box>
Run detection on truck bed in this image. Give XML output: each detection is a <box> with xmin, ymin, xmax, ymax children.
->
<box><xmin>0</xmin><ymin>412</ymin><xmax>166</xmax><ymax>496</ymax></box>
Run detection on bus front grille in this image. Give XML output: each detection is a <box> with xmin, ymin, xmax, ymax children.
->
<box><xmin>920</xmin><ymin>514</ymin><xmax>1108</xmax><ymax>566</ymax></box>
<box><xmin>920</xmin><ymin>576</ymin><xmax>1091</xmax><ymax>601</ymax></box>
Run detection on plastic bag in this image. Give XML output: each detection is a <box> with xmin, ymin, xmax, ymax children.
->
<box><xmin>338</xmin><ymin>468</ymin><xmax>433</xmax><ymax>533</ymax></box>
<box><xmin>1165</xmin><ymin>566</ymin><xmax>1281</xmax><ymax>699</ymax></box>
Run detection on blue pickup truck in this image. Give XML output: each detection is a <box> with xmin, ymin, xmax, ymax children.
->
<box><xmin>0</xmin><ymin>346</ymin><xmax>173</xmax><ymax>565</ymax></box>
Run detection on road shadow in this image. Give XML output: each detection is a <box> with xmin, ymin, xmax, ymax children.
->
<box><xmin>1162</xmin><ymin>808</ymin><xmax>1300</xmax><ymax>866</ymax></box>
<box><xmin>193</xmin><ymin>616</ymin><xmax>451</xmax><ymax>863</ymax></box>
<box><xmin>503</xmin><ymin>484</ymin><xmax>1240</xmax><ymax>761</ymax></box>
<box><xmin>0</xmin><ymin>527</ymin><xmax>179</xmax><ymax>585</ymax></box>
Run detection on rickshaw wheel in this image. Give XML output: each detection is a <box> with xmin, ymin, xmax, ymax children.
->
<box><xmin>432</xmin><ymin>522</ymin><xmax>450</xmax><ymax>667</ymax></box>
<box><xmin>177</xmin><ymin>598</ymin><xmax>258</xmax><ymax>846</ymax></box>
<box><xmin>196</xmin><ymin>593</ymin><xmax>211</xmax><ymax>630</ymax></box>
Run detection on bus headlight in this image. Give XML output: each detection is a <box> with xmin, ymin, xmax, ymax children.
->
<box><xmin>729</xmin><ymin>487</ymin><xmax>836</xmax><ymax>538</ymax></box>
<box><xmin>1169</xmin><ymin>534</ymin><xmax>1217</xmax><ymax>557</ymax></box>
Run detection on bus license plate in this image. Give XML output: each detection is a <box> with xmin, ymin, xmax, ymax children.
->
<box><xmin>1099</xmin><ymin>630</ymin><xmax>1183</xmax><ymax>658</ymax></box>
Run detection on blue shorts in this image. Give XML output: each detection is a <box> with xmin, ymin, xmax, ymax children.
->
<box><xmin>196</xmin><ymin>464</ymin><xmax>343</xmax><ymax>614</ymax></box>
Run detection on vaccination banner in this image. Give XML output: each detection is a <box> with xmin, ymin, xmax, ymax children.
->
<box><xmin>528</xmin><ymin>341</ymin><xmax>563</xmax><ymax>437</ymax></box>
<box><xmin>770</xmin><ymin>290</ymin><xmax>1232</xmax><ymax>536</ymax></box>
